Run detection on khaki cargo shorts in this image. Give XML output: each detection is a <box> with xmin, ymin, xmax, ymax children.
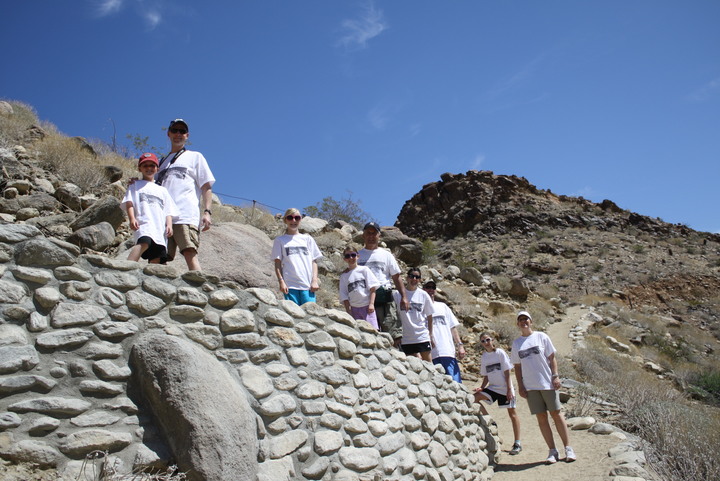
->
<box><xmin>167</xmin><ymin>224</ymin><xmax>200</xmax><ymax>261</ymax></box>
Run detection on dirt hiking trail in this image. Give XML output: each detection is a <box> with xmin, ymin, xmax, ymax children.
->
<box><xmin>466</xmin><ymin>306</ymin><xmax>623</xmax><ymax>481</ymax></box>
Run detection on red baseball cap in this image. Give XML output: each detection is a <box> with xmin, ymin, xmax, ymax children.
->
<box><xmin>138</xmin><ymin>152</ymin><xmax>159</xmax><ymax>167</ymax></box>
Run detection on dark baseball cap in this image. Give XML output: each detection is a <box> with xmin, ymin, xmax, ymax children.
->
<box><xmin>363</xmin><ymin>222</ymin><xmax>381</xmax><ymax>233</ymax></box>
<box><xmin>423</xmin><ymin>281</ymin><xmax>437</xmax><ymax>290</ymax></box>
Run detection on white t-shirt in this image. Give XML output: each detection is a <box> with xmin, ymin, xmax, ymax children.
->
<box><xmin>394</xmin><ymin>288</ymin><xmax>433</xmax><ymax>344</ymax></box>
<box><xmin>339</xmin><ymin>266</ymin><xmax>380</xmax><ymax>308</ymax></box>
<box><xmin>156</xmin><ymin>149</ymin><xmax>215</xmax><ymax>227</ymax></box>
<box><xmin>271</xmin><ymin>233</ymin><xmax>323</xmax><ymax>290</ymax></box>
<box><xmin>121</xmin><ymin>180</ymin><xmax>179</xmax><ymax>247</ymax></box>
<box><xmin>357</xmin><ymin>247</ymin><xmax>401</xmax><ymax>288</ymax></box>
<box><xmin>510</xmin><ymin>331</ymin><xmax>557</xmax><ymax>391</ymax></box>
<box><xmin>481</xmin><ymin>348</ymin><xmax>515</xmax><ymax>396</ymax></box>
<box><xmin>429</xmin><ymin>301</ymin><xmax>459</xmax><ymax>359</ymax></box>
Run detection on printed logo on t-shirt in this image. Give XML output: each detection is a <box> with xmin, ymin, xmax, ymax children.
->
<box><xmin>348</xmin><ymin>279</ymin><xmax>367</xmax><ymax>293</ymax></box>
<box><xmin>410</xmin><ymin>302</ymin><xmax>424</xmax><ymax>312</ymax></box>
<box><xmin>361</xmin><ymin>261</ymin><xmax>384</xmax><ymax>278</ymax></box>
<box><xmin>434</xmin><ymin>315</ymin><xmax>446</xmax><ymax>325</ymax></box>
<box><xmin>163</xmin><ymin>166</ymin><xmax>188</xmax><ymax>182</ymax></box>
<box><xmin>139</xmin><ymin>193</ymin><xmax>165</xmax><ymax>209</ymax></box>
<box><xmin>485</xmin><ymin>362</ymin><xmax>502</xmax><ymax>373</ymax></box>
<box><xmin>285</xmin><ymin>246</ymin><xmax>309</xmax><ymax>257</ymax></box>
<box><xmin>518</xmin><ymin>345</ymin><xmax>541</xmax><ymax>359</ymax></box>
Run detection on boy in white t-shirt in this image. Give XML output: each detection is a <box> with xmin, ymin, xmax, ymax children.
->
<box><xmin>339</xmin><ymin>244</ymin><xmax>380</xmax><ymax>330</ymax></box>
<box><xmin>271</xmin><ymin>208</ymin><xmax>322</xmax><ymax>305</ymax></box>
<box><xmin>393</xmin><ymin>268</ymin><xmax>434</xmax><ymax>362</ymax></box>
<box><xmin>122</xmin><ymin>153</ymin><xmax>179</xmax><ymax>264</ymax></box>
<box><xmin>511</xmin><ymin>311</ymin><xmax>576</xmax><ymax>464</ymax></box>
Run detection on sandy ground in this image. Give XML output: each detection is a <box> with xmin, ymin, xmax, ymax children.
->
<box><xmin>466</xmin><ymin>306</ymin><xmax>624</xmax><ymax>481</ymax></box>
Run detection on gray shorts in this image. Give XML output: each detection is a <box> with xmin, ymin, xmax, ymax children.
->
<box><xmin>167</xmin><ymin>224</ymin><xmax>199</xmax><ymax>260</ymax></box>
<box><xmin>527</xmin><ymin>389</ymin><xmax>561</xmax><ymax>415</ymax></box>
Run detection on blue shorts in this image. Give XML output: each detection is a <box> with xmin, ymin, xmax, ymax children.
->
<box><xmin>433</xmin><ymin>356</ymin><xmax>462</xmax><ymax>383</ymax></box>
<box><xmin>284</xmin><ymin>289</ymin><xmax>316</xmax><ymax>306</ymax></box>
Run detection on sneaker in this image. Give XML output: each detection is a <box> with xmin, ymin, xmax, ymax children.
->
<box><xmin>565</xmin><ymin>446</ymin><xmax>576</xmax><ymax>463</ymax></box>
<box><xmin>545</xmin><ymin>448</ymin><xmax>559</xmax><ymax>465</ymax></box>
<box><xmin>509</xmin><ymin>443</ymin><xmax>522</xmax><ymax>455</ymax></box>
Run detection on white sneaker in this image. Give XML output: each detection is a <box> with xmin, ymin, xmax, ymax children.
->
<box><xmin>565</xmin><ymin>446</ymin><xmax>576</xmax><ymax>462</ymax></box>
<box><xmin>546</xmin><ymin>448</ymin><xmax>559</xmax><ymax>464</ymax></box>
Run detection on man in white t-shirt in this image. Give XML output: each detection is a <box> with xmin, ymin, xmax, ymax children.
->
<box><xmin>357</xmin><ymin>222</ymin><xmax>408</xmax><ymax>347</ymax></box>
<box><xmin>511</xmin><ymin>311</ymin><xmax>576</xmax><ymax>465</ymax></box>
<box><xmin>156</xmin><ymin>119</ymin><xmax>215</xmax><ymax>271</ymax></box>
<box><xmin>423</xmin><ymin>281</ymin><xmax>465</xmax><ymax>382</ymax></box>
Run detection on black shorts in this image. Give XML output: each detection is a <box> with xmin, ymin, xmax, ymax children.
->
<box><xmin>137</xmin><ymin>236</ymin><xmax>167</xmax><ymax>263</ymax></box>
<box><xmin>401</xmin><ymin>342</ymin><xmax>432</xmax><ymax>355</ymax></box>
<box><xmin>478</xmin><ymin>388</ymin><xmax>513</xmax><ymax>407</ymax></box>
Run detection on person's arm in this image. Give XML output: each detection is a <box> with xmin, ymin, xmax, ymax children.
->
<box><xmin>310</xmin><ymin>259</ymin><xmax>320</xmax><ymax>292</ymax></box>
<box><xmin>343</xmin><ymin>299</ymin><xmax>351</xmax><ymax>314</ymax></box>
<box><xmin>274</xmin><ymin>259</ymin><xmax>288</xmax><ymax>294</ymax></box>
<box><xmin>391</xmin><ymin>273</ymin><xmax>409</xmax><ymax>311</ymax></box>
<box><xmin>451</xmin><ymin>327</ymin><xmax>465</xmax><ymax>360</ymax></box>
<box><xmin>200</xmin><ymin>182</ymin><xmax>213</xmax><ymax>232</ymax></box>
<box><xmin>514</xmin><ymin>363</ymin><xmax>527</xmax><ymax>398</ymax></box>
<box><xmin>126</xmin><ymin>203</ymin><xmax>139</xmax><ymax>231</ymax></box>
<box><xmin>547</xmin><ymin>352</ymin><xmax>561</xmax><ymax>390</ymax></box>
<box><xmin>367</xmin><ymin>287</ymin><xmax>376</xmax><ymax>313</ymax></box>
<box><xmin>165</xmin><ymin>215</ymin><xmax>173</xmax><ymax>238</ymax></box>
<box><xmin>427</xmin><ymin>315</ymin><xmax>434</xmax><ymax>348</ymax></box>
<box><xmin>504</xmin><ymin>369</ymin><xmax>515</xmax><ymax>401</ymax></box>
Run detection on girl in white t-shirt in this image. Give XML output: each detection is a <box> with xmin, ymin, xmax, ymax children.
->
<box><xmin>339</xmin><ymin>244</ymin><xmax>380</xmax><ymax>330</ymax></box>
<box><xmin>271</xmin><ymin>208</ymin><xmax>322</xmax><ymax>305</ymax></box>
<box><xmin>475</xmin><ymin>332</ymin><xmax>522</xmax><ymax>456</ymax></box>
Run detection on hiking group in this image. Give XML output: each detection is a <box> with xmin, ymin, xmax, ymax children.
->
<box><xmin>122</xmin><ymin>121</ymin><xmax>576</xmax><ymax>465</ymax></box>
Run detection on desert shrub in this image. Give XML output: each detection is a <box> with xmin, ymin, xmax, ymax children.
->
<box><xmin>421</xmin><ymin>239</ymin><xmax>438</xmax><ymax>264</ymax></box>
<box><xmin>313</xmin><ymin>230</ymin><xmax>347</xmax><ymax>251</ymax></box>
<box><xmin>213</xmin><ymin>205</ymin><xmax>277</xmax><ymax>235</ymax></box>
<box><xmin>304</xmin><ymin>193</ymin><xmax>375</xmax><ymax>228</ymax></box>
<box><xmin>688</xmin><ymin>369</ymin><xmax>720</xmax><ymax>405</ymax></box>
<box><xmin>535</xmin><ymin>284</ymin><xmax>558</xmax><ymax>300</ymax></box>
<box><xmin>492</xmin><ymin>275</ymin><xmax>512</xmax><ymax>294</ymax></box>
<box><xmin>564</xmin><ymin>383</ymin><xmax>597</xmax><ymax>418</ymax></box>
<box><xmin>0</xmin><ymin>100</ymin><xmax>39</xmax><ymax>146</ymax></box>
<box><xmin>33</xmin><ymin>133</ymin><xmax>107</xmax><ymax>192</ymax></box>
<box><xmin>80</xmin><ymin>450</ymin><xmax>187</xmax><ymax>480</ymax></box>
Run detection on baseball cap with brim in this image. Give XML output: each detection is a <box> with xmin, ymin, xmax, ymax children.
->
<box><xmin>423</xmin><ymin>281</ymin><xmax>437</xmax><ymax>290</ymax></box>
<box><xmin>363</xmin><ymin>222</ymin><xmax>381</xmax><ymax>233</ymax></box>
<box><xmin>138</xmin><ymin>152</ymin><xmax>159</xmax><ymax>167</ymax></box>
<box><xmin>168</xmin><ymin>119</ymin><xmax>189</xmax><ymax>131</ymax></box>
<box><xmin>517</xmin><ymin>311</ymin><xmax>532</xmax><ymax>321</ymax></box>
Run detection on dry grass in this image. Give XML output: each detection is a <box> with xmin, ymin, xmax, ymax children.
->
<box><xmin>78</xmin><ymin>451</ymin><xmax>187</xmax><ymax>480</ymax></box>
<box><xmin>0</xmin><ymin>100</ymin><xmax>39</xmax><ymax>146</ymax></box>
<box><xmin>573</xmin><ymin>337</ymin><xmax>720</xmax><ymax>481</ymax></box>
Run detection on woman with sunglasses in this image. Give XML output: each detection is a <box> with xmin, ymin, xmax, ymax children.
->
<box><xmin>339</xmin><ymin>244</ymin><xmax>380</xmax><ymax>329</ymax></box>
<box><xmin>271</xmin><ymin>208</ymin><xmax>322</xmax><ymax>305</ymax></box>
<box><xmin>475</xmin><ymin>332</ymin><xmax>522</xmax><ymax>456</ymax></box>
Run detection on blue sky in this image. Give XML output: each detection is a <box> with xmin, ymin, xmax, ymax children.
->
<box><xmin>2</xmin><ymin>1</ymin><xmax>719</xmax><ymax>233</ymax></box>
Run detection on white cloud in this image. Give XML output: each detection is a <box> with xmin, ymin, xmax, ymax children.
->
<box><xmin>470</xmin><ymin>154</ymin><xmax>485</xmax><ymax>170</ymax></box>
<box><xmin>687</xmin><ymin>76</ymin><xmax>720</xmax><ymax>102</ymax></box>
<box><xmin>337</xmin><ymin>2</ymin><xmax>388</xmax><ymax>51</ymax></box>
<box><xmin>142</xmin><ymin>9</ymin><xmax>162</xmax><ymax>29</ymax></box>
<box><xmin>95</xmin><ymin>0</ymin><xmax>123</xmax><ymax>17</ymax></box>
<box><xmin>367</xmin><ymin>104</ymin><xmax>390</xmax><ymax>130</ymax></box>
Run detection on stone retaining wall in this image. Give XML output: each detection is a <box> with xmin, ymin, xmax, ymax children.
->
<box><xmin>0</xmin><ymin>224</ymin><xmax>496</xmax><ymax>480</ymax></box>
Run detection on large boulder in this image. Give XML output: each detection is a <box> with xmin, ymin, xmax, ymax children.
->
<box><xmin>69</xmin><ymin>196</ymin><xmax>125</xmax><ymax>231</ymax></box>
<box><xmin>67</xmin><ymin>222</ymin><xmax>116</xmax><ymax>251</ymax></box>
<box><xmin>131</xmin><ymin>334</ymin><xmax>258</xmax><ymax>481</ymax></box>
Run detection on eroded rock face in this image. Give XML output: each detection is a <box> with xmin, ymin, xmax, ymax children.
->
<box><xmin>131</xmin><ymin>335</ymin><xmax>258</xmax><ymax>481</ymax></box>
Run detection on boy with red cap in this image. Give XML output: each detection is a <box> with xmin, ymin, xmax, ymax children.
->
<box><xmin>122</xmin><ymin>153</ymin><xmax>179</xmax><ymax>263</ymax></box>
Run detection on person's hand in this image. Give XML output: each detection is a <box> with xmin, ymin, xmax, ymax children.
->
<box><xmin>552</xmin><ymin>376</ymin><xmax>561</xmax><ymax>390</ymax></box>
<box><xmin>310</xmin><ymin>279</ymin><xmax>320</xmax><ymax>292</ymax></box>
<box><xmin>507</xmin><ymin>389</ymin><xmax>515</xmax><ymax>402</ymax></box>
<box><xmin>165</xmin><ymin>225</ymin><xmax>173</xmax><ymax>238</ymax></box>
<box><xmin>201</xmin><ymin>211</ymin><xmax>212</xmax><ymax>232</ymax></box>
<box><xmin>430</xmin><ymin>337</ymin><xmax>436</xmax><ymax>349</ymax></box>
<box><xmin>278</xmin><ymin>279</ymin><xmax>289</xmax><ymax>294</ymax></box>
<box><xmin>519</xmin><ymin>386</ymin><xmax>528</xmax><ymax>399</ymax></box>
<box><xmin>393</xmin><ymin>337</ymin><xmax>402</xmax><ymax>348</ymax></box>
<box><xmin>457</xmin><ymin>345</ymin><xmax>466</xmax><ymax>360</ymax></box>
<box><xmin>368</xmin><ymin>304</ymin><xmax>375</xmax><ymax>313</ymax></box>
<box><xmin>400</xmin><ymin>297</ymin><xmax>410</xmax><ymax>311</ymax></box>
<box><xmin>129</xmin><ymin>219</ymin><xmax>139</xmax><ymax>231</ymax></box>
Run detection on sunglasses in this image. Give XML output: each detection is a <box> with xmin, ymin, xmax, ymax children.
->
<box><xmin>285</xmin><ymin>215</ymin><xmax>302</xmax><ymax>221</ymax></box>
<box><xmin>481</xmin><ymin>338</ymin><xmax>493</xmax><ymax>343</ymax></box>
<box><xmin>169</xmin><ymin>128</ymin><xmax>188</xmax><ymax>134</ymax></box>
<box><xmin>408</xmin><ymin>274</ymin><xmax>421</xmax><ymax>279</ymax></box>
<box><xmin>344</xmin><ymin>253</ymin><xmax>358</xmax><ymax>259</ymax></box>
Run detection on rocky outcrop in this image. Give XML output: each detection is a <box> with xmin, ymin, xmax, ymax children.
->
<box><xmin>396</xmin><ymin>170</ymin><xmax>718</xmax><ymax>241</ymax></box>
<box><xmin>0</xmin><ymin>224</ymin><xmax>496</xmax><ymax>480</ymax></box>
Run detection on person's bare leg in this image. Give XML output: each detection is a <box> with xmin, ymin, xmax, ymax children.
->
<box><xmin>536</xmin><ymin>412</ymin><xmax>556</xmax><ymax>449</ymax></box>
<box><xmin>549</xmin><ymin>409</ymin><xmax>571</xmax><ymax>447</ymax></box>
<box><xmin>127</xmin><ymin>244</ymin><xmax>148</xmax><ymax>262</ymax></box>
<box><xmin>182</xmin><ymin>248</ymin><xmax>201</xmax><ymax>271</ymax></box>
<box><xmin>419</xmin><ymin>351</ymin><xmax>432</xmax><ymax>362</ymax></box>
<box><xmin>508</xmin><ymin>408</ymin><xmax>521</xmax><ymax>442</ymax></box>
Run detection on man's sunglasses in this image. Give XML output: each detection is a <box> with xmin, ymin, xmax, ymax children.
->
<box><xmin>344</xmin><ymin>253</ymin><xmax>358</xmax><ymax>259</ymax></box>
<box><xmin>408</xmin><ymin>274</ymin><xmax>421</xmax><ymax>279</ymax></box>
<box><xmin>169</xmin><ymin>128</ymin><xmax>188</xmax><ymax>134</ymax></box>
<box><xmin>285</xmin><ymin>215</ymin><xmax>302</xmax><ymax>221</ymax></box>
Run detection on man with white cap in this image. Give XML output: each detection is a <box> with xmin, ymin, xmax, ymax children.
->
<box><xmin>156</xmin><ymin>119</ymin><xmax>215</xmax><ymax>271</ymax></box>
<box><xmin>511</xmin><ymin>310</ymin><xmax>576</xmax><ymax>464</ymax></box>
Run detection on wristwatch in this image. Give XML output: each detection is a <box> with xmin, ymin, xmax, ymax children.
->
<box><xmin>204</xmin><ymin>209</ymin><xmax>212</xmax><ymax>215</ymax></box>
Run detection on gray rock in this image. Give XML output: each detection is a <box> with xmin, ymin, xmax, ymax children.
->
<box><xmin>58</xmin><ymin>429</ymin><xmax>132</xmax><ymax>457</ymax></box>
<box><xmin>0</xmin><ymin>345</ymin><xmax>40</xmax><ymax>374</ymax></box>
<box><xmin>0</xmin><ymin>279</ymin><xmax>27</xmax><ymax>303</ymax></box>
<box><xmin>67</xmin><ymin>222</ymin><xmax>117</xmax><ymax>250</ymax></box>
<box><xmin>14</xmin><ymin>238</ymin><xmax>76</xmax><ymax>267</ymax></box>
<box><xmin>54</xmin><ymin>265</ymin><xmax>92</xmax><ymax>281</ymax></box>
<box><xmin>51</xmin><ymin>302</ymin><xmax>109</xmax><ymax>328</ymax></box>
<box><xmin>131</xmin><ymin>334</ymin><xmax>258</xmax><ymax>481</ymax></box>
<box><xmin>70</xmin><ymin>196</ymin><xmax>125</xmax><ymax>231</ymax></box>
<box><xmin>0</xmin><ymin>440</ymin><xmax>60</xmax><ymax>468</ymax></box>
<box><xmin>8</xmin><ymin>396</ymin><xmax>92</xmax><ymax>416</ymax></box>
<box><xmin>126</xmin><ymin>290</ymin><xmax>166</xmax><ymax>316</ymax></box>
<box><xmin>0</xmin><ymin>375</ymin><xmax>56</xmax><ymax>394</ymax></box>
<box><xmin>338</xmin><ymin>446</ymin><xmax>381</xmax><ymax>472</ymax></box>
<box><xmin>36</xmin><ymin>328</ymin><xmax>94</xmax><ymax>350</ymax></box>
<box><xmin>55</xmin><ymin>183</ymin><xmax>83</xmax><ymax>211</ymax></box>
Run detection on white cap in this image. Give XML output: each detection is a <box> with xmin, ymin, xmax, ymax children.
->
<box><xmin>517</xmin><ymin>311</ymin><xmax>532</xmax><ymax>321</ymax></box>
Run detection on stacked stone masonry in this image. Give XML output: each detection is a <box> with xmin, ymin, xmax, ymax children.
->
<box><xmin>0</xmin><ymin>224</ymin><xmax>497</xmax><ymax>481</ymax></box>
